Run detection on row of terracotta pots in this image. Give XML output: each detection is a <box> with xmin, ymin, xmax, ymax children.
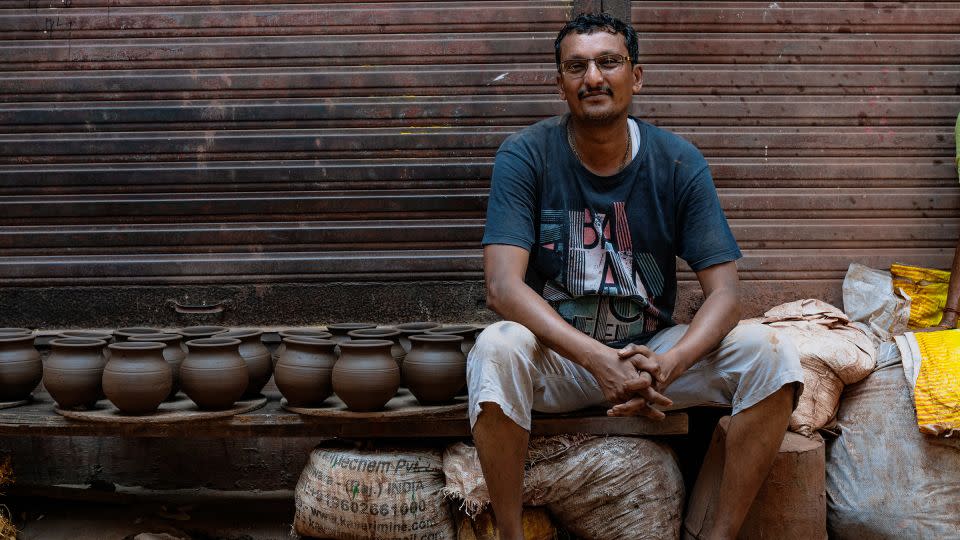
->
<box><xmin>269</xmin><ymin>322</ymin><xmax>477</xmax><ymax>411</ymax></box>
<box><xmin>0</xmin><ymin>323</ymin><xmax>479</xmax><ymax>414</ymax></box>
<box><xmin>277</xmin><ymin>332</ymin><xmax>469</xmax><ymax>412</ymax></box>
<box><xmin>272</xmin><ymin>322</ymin><xmax>478</xmax><ymax>360</ymax></box>
<box><xmin>49</xmin><ymin>334</ymin><xmax>268</xmax><ymax>414</ymax></box>
<box><xmin>0</xmin><ymin>326</ymin><xmax>270</xmax><ymax>413</ymax></box>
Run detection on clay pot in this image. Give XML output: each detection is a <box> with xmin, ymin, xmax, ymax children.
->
<box><xmin>181</xmin><ymin>337</ymin><xmax>247</xmax><ymax>410</ymax></box>
<box><xmin>426</xmin><ymin>325</ymin><xmax>478</xmax><ymax>356</ymax></box>
<box><xmin>177</xmin><ymin>326</ymin><xmax>229</xmax><ymax>354</ymax></box>
<box><xmin>325</xmin><ymin>323</ymin><xmax>376</xmax><ymax>345</ymax></box>
<box><xmin>102</xmin><ymin>341</ymin><xmax>171</xmax><ymax>415</ymax></box>
<box><xmin>0</xmin><ymin>328</ymin><xmax>32</xmax><ymax>336</ymax></box>
<box><xmin>44</xmin><ymin>337</ymin><xmax>108</xmax><ymax>409</ymax></box>
<box><xmin>115</xmin><ymin>327</ymin><xmax>163</xmax><ymax>341</ymax></box>
<box><xmin>333</xmin><ymin>339</ymin><xmax>400</xmax><ymax>412</ymax></box>
<box><xmin>59</xmin><ymin>330</ymin><xmax>114</xmax><ymax>341</ymax></box>
<box><xmin>347</xmin><ymin>328</ymin><xmax>405</xmax><ymax>363</ymax></box>
<box><xmin>395</xmin><ymin>322</ymin><xmax>442</xmax><ymax>352</ymax></box>
<box><xmin>275</xmin><ymin>337</ymin><xmax>337</xmax><ymax>407</ymax></box>
<box><xmin>0</xmin><ymin>333</ymin><xmax>42</xmax><ymax>402</ymax></box>
<box><xmin>403</xmin><ymin>335</ymin><xmax>466</xmax><ymax>405</ymax></box>
<box><xmin>273</xmin><ymin>329</ymin><xmax>333</xmax><ymax>367</ymax></box>
<box><xmin>220</xmin><ymin>329</ymin><xmax>272</xmax><ymax>398</ymax></box>
<box><xmin>177</xmin><ymin>325</ymin><xmax>229</xmax><ymax>340</ymax></box>
<box><xmin>58</xmin><ymin>330</ymin><xmax>114</xmax><ymax>359</ymax></box>
<box><xmin>130</xmin><ymin>333</ymin><xmax>186</xmax><ymax>399</ymax></box>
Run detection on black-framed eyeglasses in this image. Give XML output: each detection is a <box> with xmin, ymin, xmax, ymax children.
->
<box><xmin>558</xmin><ymin>54</ymin><xmax>631</xmax><ymax>77</ymax></box>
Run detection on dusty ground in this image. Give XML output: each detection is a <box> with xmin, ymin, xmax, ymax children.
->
<box><xmin>4</xmin><ymin>486</ymin><xmax>298</xmax><ymax>540</ymax></box>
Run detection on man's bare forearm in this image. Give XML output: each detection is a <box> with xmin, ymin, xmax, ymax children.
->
<box><xmin>666</xmin><ymin>286</ymin><xmax>740</xmax><ymax>372</ymax></box>
<box><xmin>655</xmin><ymin>261</ymin><xmax>742</xmax><ymax>386</ymax></box>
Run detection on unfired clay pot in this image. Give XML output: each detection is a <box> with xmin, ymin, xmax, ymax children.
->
<box><xmin>181</xmin><ymin>337</ymin><xmax>247</xmax><ymax>410</ymax></box>
<box><xmin>0</xmin><ymin>333</ymin><xmax>42</xmax><ymax>402</ymax></box>
<box><xmin>58</xmin><ymin>330</ymin><xmax>114</xmax><ymax>359</ymax></box>
<box><xmin>220</xmin><ymin>329</ymin><xmax>272</xmax><ymax>398</ymax></box>
<box><xmin>0</xmin><ymin>328</ymin><xmax>32</xmax><ymax>336</ymax></box>
<box><xmin>275</xmin><ymin>337</ymin><xmax>337</xmax><ymax>407</ymax></box>
<box><xmin>347</xmin><ymin>328</ymin><xmax>405</xmax><ymax>363</ymax></box>
<box><xmin>177</xmin><ymin>326</ymin><xmax>229</xmax><ymax>354</ymax></box>
<box><xmin>44</xmin><ymin>337</ymin><xmax>107</xmax><ymax>409</ymax></box>
<box><xmin>333</xmin><ymin>339</ymin><xmax>400</xmax><ymax>412</ymax></box>
<box><xmin>178</xmin><ymin>326</ymin><xmax>229</xmax><ymax>339</ymax></box>
<box><xmin>325</xmin><ymin>323</ymin><xmax>376</xmax><ymax>345</ymax></box>
<box><xmin>115</xmin><ymin>327</ymin><xmax>163</xmax><ymax>341</ymax></box>
<box><xmin>425</xmin><ymin>325</ymin><xmax>478</xmax><ymax>356</ymax></box>
<box><xmin>272</xmin><ymin>329</ymin><xmax>333</xmax><ymax>367</ymax></box>
<box><xmin>59</xmin><ymin>330</ymin><xmax>113</xmax><ymax>341</ymax></box>
<box><xmin>395</xmin><ymin>322</ymin><xmax>441</xmax><ymax>352</ymax></box>
<box><xmin>130</xmin><ymin>333</ymin><xmax>186</xmax><ymax>399</ymax></box>
<box><xmin>402</xmin><ymin>334</ymin><xmax>466</xmax><ymax>405</ymax></box>
<box><xmin>102</xmin><ymin>341</ymin><xmax>171</xmax><ymax>415</ymax></box>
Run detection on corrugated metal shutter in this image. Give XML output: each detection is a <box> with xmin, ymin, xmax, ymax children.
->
<box><xmin>0</xmin><ymin>1</ymin><xmax>958</xmax><ymax>326</ymax></box>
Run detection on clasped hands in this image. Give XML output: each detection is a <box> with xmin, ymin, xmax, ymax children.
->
<box><xmin>591</xmin><ymin>343</ymin><xmax>675</xmax><ymax>420</ymax></box>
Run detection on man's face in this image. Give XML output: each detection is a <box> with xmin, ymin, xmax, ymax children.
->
<box><xmin>556</xmin><ymin>30</ymin><xmax>643</xmax><ymax>124</ymax></box>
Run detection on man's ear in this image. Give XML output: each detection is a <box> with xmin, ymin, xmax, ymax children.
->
<box><xmin>556</xmin><ymin>72</ymin><xmax>567</xmax><ymax>101</ymax></box>
<box><xmin>632</xmin><ymin>64</ymin><xmax>644</xmax><ymax>93</ymax></box>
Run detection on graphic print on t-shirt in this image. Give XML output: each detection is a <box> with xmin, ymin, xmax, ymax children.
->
<box><xmin>539</xmin><ymin>202</ymin><xmax>667</xmax><ymax>343</ymax></box>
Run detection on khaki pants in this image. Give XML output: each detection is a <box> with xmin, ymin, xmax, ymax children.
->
<box><xmin>467</xmin><ymin>321</ymin><xmax>804</xmax><ymax>430</ymax></box>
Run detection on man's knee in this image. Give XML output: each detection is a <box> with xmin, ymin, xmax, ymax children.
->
<box><xmin>724</xmin><ymin>323</ymin><xmax>800</xmax><ymax>371</ymax></box>
<box><xmin>468</xmin><ymin>320</ymin><xmax>539</xmax><ymax>367</ymax></box>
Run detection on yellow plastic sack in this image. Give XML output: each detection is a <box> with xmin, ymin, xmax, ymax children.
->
<box><xmin>890</xmin><ymin>263</ymin><xmax>952</xmax><ymax>329</ymax></box>
<box><xmin>913</xmin><ymin>329</ymin><xmax>960</xmax><ymax>436</ymax></box>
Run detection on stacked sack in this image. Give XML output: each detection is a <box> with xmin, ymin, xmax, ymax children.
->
<box><xmin>749</xmin><ymin>299</ymin><xmax>877</xmax><ymax>437</ymax></box>
<box><xmin>442</xmin><ymin>435</ymin><xmax>684</xmax><ymax>540</ymax></box>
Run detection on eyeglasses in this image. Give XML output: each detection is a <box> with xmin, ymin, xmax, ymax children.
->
<box><xmin>558</xmin><ymin>54</ymin><xmax>631</xmax><ymax>77</ymax></box>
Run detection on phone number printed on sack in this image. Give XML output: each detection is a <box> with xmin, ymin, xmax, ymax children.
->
<box><xmin>320</xmin><ymin>492</ymin><xmax>432</xmax><ymax>518</ymax></box>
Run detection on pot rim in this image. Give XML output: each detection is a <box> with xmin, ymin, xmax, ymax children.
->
<box><xmin>50</xmin><ymin>337</ymin><xmax>107</xmax><ymax>347</ymax></box>
<box><xmin>325</xmin><ymin>322</ymin><xmax>377</xmax><ymax>332</ymax></box>
<box><xmin>0</xmin><ymin>327</ymin><xmax>32</xmax><ymax>335</ymax></box>
<box><xmin>395</xmin><ymin>322</ymin><xmax>442</xmax><ymax>332</ymax></box>
<box><xmin>115</xmin><ymin>327</ymin><xmax>163</xmax><ymax>335</ymax></box>
<box><xmin>220</xmin><ymin>329</ymin><xmax>264</xmax><ymax>340</ymax></box>
<box><xmin>338</xmin><ymin>339</ymin><xmax>395</xmax><ymax>349</ymax></box>
<box><xmin>425</xmin><ymin>325</ymin><xmax>477</xmax><ymax>336</ymax></box>
<box><xmin>130</xmin><ymin>333</ymin><xmax>183</xmax><ymax>343</ymax></box>
<box><xmin>0</xmin><ymin>333</ymin><xmax>35</xmax><ymax>343</ymax></box>
<box><xmin>58</xmin><ymin>330</ymin><xmax>114</xmax><ymax>339</ymax></box>
<box><xmin>108</xmin><ymin>341</ymin><xmax>165</xmax><ymax>351</ymax></box>
<box><xmin>283</xmin><ymin>336</ymin><xmax>336</xmax><ymax>347</ymax></box>
<box><xmin>177</xmin><ymin>325</ymin><xmax>229</xmax><ymax>336</ymax></box>
<box><xmin>279</xmin><ymin>329</ymin><xmax>332</xmax><ymax>338</ymax></box>
<box><xmin>409</xmin><ymin>334</ymin><xmax>463</xmax><ymax>344</ymax></box>
<box><xmin>184</xmin><ymin>337</ymin><xmax>242</xmax><ymax>348</ymax></box>
<box><xmin>347</xmin><ymin>328</ymin><xmax>401</xmax><ymax>339</ymax></box>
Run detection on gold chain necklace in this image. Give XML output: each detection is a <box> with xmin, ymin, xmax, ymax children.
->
<box><xmin>567</xmin><ymin>121</ymin><xmax>632</xmax><ymax>173</ymax></box>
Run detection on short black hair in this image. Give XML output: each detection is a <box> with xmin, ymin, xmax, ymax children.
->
<box><xmin>554</xmin><ymin>13</ymin><xmax>639</xmax><ymax>71</ymax></box>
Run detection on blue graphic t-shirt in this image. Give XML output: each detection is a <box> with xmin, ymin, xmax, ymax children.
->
<box><xmin>482</xmin><ymin>114</ymin><xmax>741</xmax><ymax>346</ymax></box>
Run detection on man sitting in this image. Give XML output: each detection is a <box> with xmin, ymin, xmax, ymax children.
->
<box><xmin>468</xmin><ymin>13</ymin><xmax>804</xmax><ymax>540</ymax></box>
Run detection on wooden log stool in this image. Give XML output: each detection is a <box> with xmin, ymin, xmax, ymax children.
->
<box><xmin>683</xmin><ymin>417</ymin><xmax>826</xmax><ymax>540</ymax></box>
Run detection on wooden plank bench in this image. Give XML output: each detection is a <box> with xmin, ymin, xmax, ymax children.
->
<box><xmin>0</xmin><ymin>391</ymin><xmax>688</xmax><ymax>439</ymax></box>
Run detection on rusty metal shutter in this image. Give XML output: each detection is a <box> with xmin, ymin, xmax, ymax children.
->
<box><xmin>0</xmin><ymin>1</ymin><xmax>958</xmax><ymax>326</ymax></box>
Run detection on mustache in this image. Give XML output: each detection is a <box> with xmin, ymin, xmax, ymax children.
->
<box><xmin>578</xmin><ymin>86</ymin><xmax>613</xmax><ymax>99</ymax></box>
